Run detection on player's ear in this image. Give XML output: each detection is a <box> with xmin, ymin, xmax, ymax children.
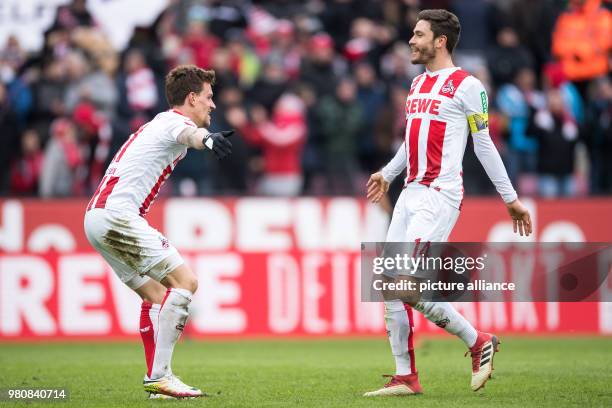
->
<box><xmin>188</xmin><ymin>92</ymin><xmax>196</xmax><ymax>106</ymax></box>
<box><xmin>436</xmin><ymin>35</ymin><xmax>447</xmax><ymax>50</ymax></box>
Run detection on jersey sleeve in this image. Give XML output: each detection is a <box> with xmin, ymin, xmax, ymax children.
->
<box><xmin>381</xmin><ymin>142</ymin><xmax>407</xmax><ymax>183</ymax></box>
<box><xmin>164</xmin><ymin>114</ymin><xmax>199</xmax><ymax>144</ymax></box>
<box><xmin>461</xmin><ymin>78</ymin><xmax>518</xmax><ymax>204</ymax></box>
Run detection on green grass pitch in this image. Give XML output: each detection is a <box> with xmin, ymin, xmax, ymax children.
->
<box><xmin>1</xmin><ymin>337</ymin><xmax>611</xmax><ymax>407</ymax></box>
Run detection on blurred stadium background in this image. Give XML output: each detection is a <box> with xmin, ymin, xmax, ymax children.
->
<box><xmin>0</xmin><ymin>0</ymin><xmax>611</xmax><ymax>406</ymax></box>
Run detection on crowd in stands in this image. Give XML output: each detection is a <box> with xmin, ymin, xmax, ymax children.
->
<box><xmin>0</xmin><ymin>0</ymin><xmax>610</xmax><ymax>199</ymax></box>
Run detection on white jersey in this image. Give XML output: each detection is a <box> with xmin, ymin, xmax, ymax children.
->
<box><xmin>87</xmin><ymin>109</ymin><xmax>197</xmax><ymax>216</ymax></box>
<box><xmin>382</xmin><ymin>66</ymin><xmax>516</xmax><ymax>208</ymax></box>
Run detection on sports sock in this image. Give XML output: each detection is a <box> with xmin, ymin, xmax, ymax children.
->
<box><xmin>384</xmin><ymin>300</ymin><xmax>416</xmax><ymax>375</ymax></box>
<box><xmin>140</xmin><ymin>302</ymin><xmax>160</xmax><ymax>378</ymax></box>
<box><xmin>149</xmin><ymin>288</ymin><xmax>192</xmax><ymax>380</ymax></box>
<box><xmin>415</xmin><ymin>301</ymin><xmax>477</xmax><ymax>347</ymax></box>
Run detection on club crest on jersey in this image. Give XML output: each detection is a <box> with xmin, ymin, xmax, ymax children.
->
<box><xmin>159</xmin><ymin>236</ymin><xmax>170</xmax><ymax>249</ymax></box>
<box><xmin>441</xmin><ymin>80</ymin><xmax>455</xmax><ymax>95</ymax></box>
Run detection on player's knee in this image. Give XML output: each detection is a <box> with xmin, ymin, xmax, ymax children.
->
<box><xmin>185</xmin><ymin>276</ymin><xmax>198</xmax><ymax>294</ymax></box>
<box><xmin>175</xmin><ymin>273</ymin><xmax>198</xmax><ymax>293</ymax></box>
<box><xmin>145</xmin><ymin>287</ymin><xmax>167</xmax><ymax>304</ymax></box>
<box><xmin>384</xmin><ymin>300</ymin><xmax>406</xmax><ymax>313</ymax></box>
<box><xmin>400</xmin><ymin>292</ymin><xmax>419</xmax><ymax>307</ymax></box>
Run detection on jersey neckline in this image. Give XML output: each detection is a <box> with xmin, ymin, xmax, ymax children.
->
<box><xmin>425</xmin><ymin>66</ymin><xmax>461</xmax><ymax>76</ymax></box>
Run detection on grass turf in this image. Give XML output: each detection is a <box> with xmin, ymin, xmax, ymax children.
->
<box><xmin>0</xmin><ymin>337</ymin><xmax>611</xmax><ymax>407</ymax></box>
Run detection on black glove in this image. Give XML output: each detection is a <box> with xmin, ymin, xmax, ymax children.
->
<box><xmin>203</xmin><ymin>130</ymin><xmax>234</xmax><ymax>159</ymax></box>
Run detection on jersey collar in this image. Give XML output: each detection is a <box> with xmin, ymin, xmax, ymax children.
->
<box><xmin>425</xmin><ymin>66</ymin><xmax>461</xmax><ymax>76</ymax></box>
<box><xmin>170</xmin><ymin>108</ymin><xmax>189</xmax><ymax>117</ymax></box>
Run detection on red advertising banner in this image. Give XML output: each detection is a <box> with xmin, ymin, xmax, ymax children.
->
<box><xmin>0</xmin><ymin>198</ymin><xmax>611</xmax><ymax>339</ymax></box>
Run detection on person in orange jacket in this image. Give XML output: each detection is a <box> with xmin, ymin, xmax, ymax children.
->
<box><xmin>552</xmin><ymin>0</ymin><xmax>611</xmax><ymax>96</ymax></box>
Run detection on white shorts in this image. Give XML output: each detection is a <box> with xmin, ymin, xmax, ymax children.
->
<box><xmin>83</xmin><ymin>208</ymin><xmax>184</xmax><ymax>289</ymax></box>
<box><xmin>386</xmin><ymin>184</ymin><xmax>460</xmax><ymax>242</ymax></box>
<box><xmin>384</xmin><ymin>184</ymin><xmax>460</xmax><ymax>278</ymax></box>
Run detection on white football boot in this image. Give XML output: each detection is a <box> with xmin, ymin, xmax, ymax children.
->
<box><xmin>363</xmin><ymin>373</ymin><xmax>423</xmax><ymax>396</ymax></box>
<box><xmin>467</xmin><ymin>331</ymin><xmax>500</xmax><ymax>391</ymax></box>
<box><xmin>143</xmin><ymin>374</ymin><xmax>204</xmax><ymax>398</ymax></box>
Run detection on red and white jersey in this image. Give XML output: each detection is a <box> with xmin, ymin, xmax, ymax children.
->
<box><xmin>382</xmin><ymin>66</ymin><xmax>517</xmax><ymax>209</ymax></box>
<box><xmin>404</xmin><ymin>67</ymin><xmax>483</xmax><ymax>207</ymax></box>
<box><xmin>87</xmin><ymin>109</ymin><xmax>197</xmax><ymax>216</ymax></box>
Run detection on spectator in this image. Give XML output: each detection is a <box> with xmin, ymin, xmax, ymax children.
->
<box><xmin>30</xmin><ymin>58</ymin><xmax>68</xmax><ymax>134</ymax></box>
<box><xmin>0</xmin><ymin>35</ymin><xmax>26</xmax><ymax>83</ymax></box>
<box><xmin>527</xmin><ymin>88</ymin><xmax>579</xmax><ymax>197</ymax></box>
<box><xmin>542</xmin><ymin>62</ymin><xmax>584</xmax><ymax>125</ymax></box>
<box><xmin>0</xmin><ymin>82</ymin><xmax>19</xmax><ymax>193</ymax></box>
<box><xmin>317</xmin><ymin>77</ymin><xmax>363</xmax><ymax>195</ymax></box>
<box><xmin>50</xmin><ymin>0</ymin><xmax>95</xmax><ymax>31</ymax></box>
<box><xmin>296</xmin><ymin>83</ymin><xmax>325</xmax><ymax>195</ymax></box>
<box><xmin>248</xmin><ymin>57</ymin><xmax>290</xmax><ymax>113</ymax></box>
<box><xmin>39</xmin><ymin>119</ymin><xmax>83</xmax><ymax>197</ymax></box>
<box><xmin>496</xmin><ymin>67</ymin><xmax>544</xmax><ymax>190</ymax></box>
<box><xmin>64</xmin><ymin>51</ymin><xmax>117</xmax><ymax>118</ymax></box>
<box><xmin>507</xmin><ymin>0</ymin><xmax>561</xmax><ymax>77</ymax></box>
<box><xmin>449</xmin><ymin>0</ymin><xmax>497</xmax><ymax>73</ymax></box>
<box><xmin>300</xmin><ymin>33</ymin><xmax>343</xmax><ymax>98</ymax></box>
<box><xmin>226</xmin><ymin>29</ymin><xmax>261</xmax><ymax>88</ymax></box>
<box><xmin>354</xmin><ymin>62</ymin><xmax>387</xmax><ymax>172</ymax></box>
<box><xmin>268</xmin><ymin>19</ymin><xmax>302</xmax><ymax>80</ymax></box>
<box><xmin>181</xmin><ymin>20</ymin><xmax>220</xmax><ymax>70</ymax></box>
<box><xmin>72</xmin><ymin>101</ymin><xmax>111</xmax><ymax>191</ymax></box>
<box><xmin>208</xmin><ymin>86</ymin><xmax>249</xmax><ymax>195</ymax></box>
<box><xmin>584</xmin><ymin>78</ymin><xmax>612</xmax><ymax>194</ymax></box>
<box><xmin>9</xmin><ymin>129</ymin><xmax>43</xmax><ymax>195</ymax></box>
<box><xmin>380</xmin><ymin>43</ymin><xmax>422</xmax><ymax>87</ymax></box>
<box><xmin>209</xmin><ymin>48</ymin><xmax>240</xmax><ymax>93</ymax></box>
<box><xmin>116</xmin><ymin>48</ymin><xmax>160</xmax><ymax>123</ymax></box>
<box><xmin>71</xmin><ymin>27</ymin><xmax>119</xmax><ymax>78</ymax></box>
<box><xmin>229</xmin><ymin>94</ymin><xmax>307</xmax><ymax>196</ymax></box>
<box><xmin>552</xmin><ymin>0</ymin><xmax>611</xmax><ymax>98</ymax></box>
<box><xmin>486</xmin><ymin>26</ymin><xmax>534</xmax><ymax>87</ymax></box>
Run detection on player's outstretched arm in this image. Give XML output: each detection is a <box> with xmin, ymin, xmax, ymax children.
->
<box><xmin>505</xmin><ymin>198</ymin><xmax>532</xmax><ymax>236</ymax></box>
<box><xmin>177</xmin><ymin>127</ymin><xmax>234</xmax><ymax>159</ymax></box>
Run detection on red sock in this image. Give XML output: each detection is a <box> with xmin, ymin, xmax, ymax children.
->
<box><xmin>140</xmin><ymin>302</ymin><xmax>160</xmax><ymax>378</ymax></box>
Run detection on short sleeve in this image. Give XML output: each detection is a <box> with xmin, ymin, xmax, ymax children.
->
<box><xmin>460</xmin><ymin>78</ymin><xmax>490</xmax><ymax>135</ymax></box>
<box><xmin>166</xmin><ymin>114</ymin><xmax>197</xmax><ymax>143</ymax></box>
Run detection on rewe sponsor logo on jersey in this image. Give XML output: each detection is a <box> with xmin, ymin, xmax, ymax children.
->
<box><xmin>405</xmin><ymin>98</ymin><xmax>442</xmax><ymax>115</ymax></box>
